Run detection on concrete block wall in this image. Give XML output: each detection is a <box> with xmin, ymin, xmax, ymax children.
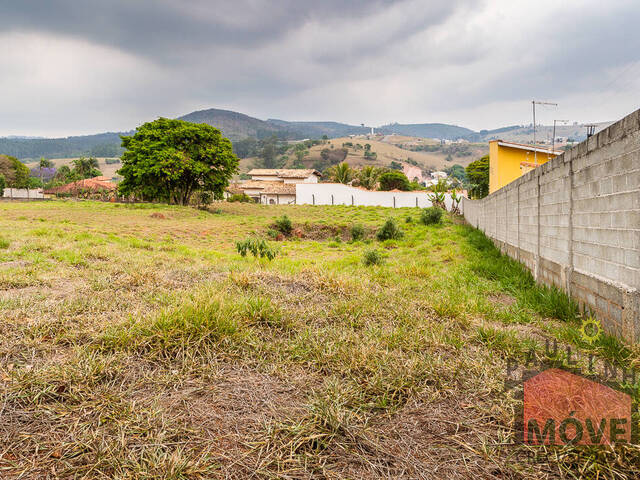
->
<box><xmin>462</xmin><ymin>108</ymin><xmax>640</xmax><ymax>343</ymax></box>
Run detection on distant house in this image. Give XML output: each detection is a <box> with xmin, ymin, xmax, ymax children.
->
<box><xmin>247</xmin><ymin>169</ymin><xmax>321</xmax><ymax>184</ymax></box>
<box><xmin>45</xmin><ymin>176</ymin><xmax>117</xmax><ymax>198</ymax></box>
<box><xmin>227</xmin><ymin>169</ymin><xmax>321</xmax><ymax>204</ymax></box>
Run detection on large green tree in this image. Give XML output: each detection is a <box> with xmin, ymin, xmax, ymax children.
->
<box><xmin>118</xmin><ymin>118</ymin><xmax>238</xmax><ymax>205</ymax></box>
<box><xmin>0</xmin><ymin>154</ymin><xmax>30</xmax><ymax>188</ymax></box>
<box><xmin>466</xmin><ymin>155</ymin><xmax>489</xmax><ymax>199</ymax></box>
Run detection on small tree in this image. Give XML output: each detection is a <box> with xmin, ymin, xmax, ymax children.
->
<box><xmin>293</xmin><ymin>143</ymin><xmax>308</xmax><ymax>168</ymax></box>
<box><xmin>118</xmin><ymin>118</ymin><xmax>238</xmax><ymax>205</ymax></box>
<box><xmin>327</xmin><ymin>162</ymin><xmax>353</xmax><ymax>184</ymax></box>
<box><xmin>72</xmin><ymin>157</ymin><xmax>102</xmax><ymax>179</ymax></box>
<box><xmin>0</xmin><ymin>174</ymin><xmax>5</xmax><ymax>197</ymax></box>
<box><xmin>378</xmin><ymin>171</ymin><xmax>410</xmax><ymax>191</ymax></box>
<box><xmin>466</xmin><ymin>155</ymin><xmax>489</xmax><ymax>199</ymax></box>
<box><xmin>356</xmin><ymin>166</ymin><xmax>381</xmax><ymax>190</ymax></box>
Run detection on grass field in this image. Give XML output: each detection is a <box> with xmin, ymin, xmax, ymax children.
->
<box><xmin>1</xmin><ymin>200</ymin><xmax>639</xmax><ymax>479</ymax></box>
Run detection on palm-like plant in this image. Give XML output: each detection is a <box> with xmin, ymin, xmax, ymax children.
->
<box><xmin>328</xmin><ymin>162</ymin><xmax>353</xmax><ymax>184</ymax></box>
<box><xmin>357</xmin><ymin>165</ymin><xmax>381</xmax><ymax>190</ymax></box>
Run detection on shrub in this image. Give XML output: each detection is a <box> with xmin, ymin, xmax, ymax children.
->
<box><xmin>274</xmin><ymin>215</ymin><xmax>293</xmax><ymax>236</ymax></box>
<box><xmin>362</xmin><ymin>249</ymin><xmax>383</xmax><ymax>266</ymax></box>
<box><xmin>0</xmin><ymin>237</ymin><xmax>9</xmax><ymax>249</ymax></box>
<box><xmin>378</xmin><ymin>171</ymin><xmax>410</xmax><ymax>191</ymax></box>
<box><xmin>266</xmin><ymin>228</ymin><xmax>279</xmax><ymax>239</ymax></box>
<box><xmin>376</xmin><ymin>218</ymin><xmax>403</xmax><ymax>241</ymax></box>
<box><xmin>420</xmin><ymin>207</ymin><xmax>444</xmax><ymax>225</ymax></box>
<box><xmin>105</xmin><ymin>158</ymin><xmax>121</xmax><ymax>165</ymax></box>
<box><xmin>227</xmin><ymin>193</ymin><xmax>252</xmax><ymax>203</ymax></box>
<box><xmin>350</xmin><ymin>223</ymin><xmax>365</xmax><ymax>241</ymax></box>
<box><xmin>236</xmin><ymin>236</ymin><xmax>278</xmax><ymax>260</ymax></box>
<box><xmin>405</xmin><ymin>216</ymin><xmax>413</xmax><ymax>223</ymax></box>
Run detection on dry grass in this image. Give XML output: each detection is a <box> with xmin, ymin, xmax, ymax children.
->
<box><xmin>0</xmin><ymin>199</ymin><xmax>639</xmax><ymax>479</ymax></box>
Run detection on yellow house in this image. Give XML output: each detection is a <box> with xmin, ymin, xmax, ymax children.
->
<box><xmin>489</xmin><ymin>140</ymin><xmax>561</xmax><ymax>194</ymax></box>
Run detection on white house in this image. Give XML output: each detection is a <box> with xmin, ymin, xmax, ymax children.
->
<box><xmin>226</xmin><ymin>169</ymin><xmax>321</xmax><ymax>204</ymax></box>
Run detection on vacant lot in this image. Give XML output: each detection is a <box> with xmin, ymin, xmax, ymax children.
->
<box><xmin>0</xmin><ymin>201</ymin><xmax>638</xmax><ymax>479</ymax></box>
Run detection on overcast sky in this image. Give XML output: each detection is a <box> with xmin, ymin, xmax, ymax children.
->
<box><xmin>1</xmin><ymin>0</ymin><xmax>639</xmax><ymax>137</ymax></box>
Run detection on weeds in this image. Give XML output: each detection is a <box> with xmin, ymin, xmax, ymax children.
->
<box><xmin>376</xmin><ymin>218</ymin><xmax>403</xmax><ymax>241</ymax></box>
<box><xmin>236</xmin><ymin>236</ymin><xmax>279</xmax><ymax>260</ymax></box>
<box><xmin>420</xmin><ymin>206</ymin><xmax>444</xmax><ymax>225</ymax></box>
<box><xmin>350</xmin><ymin>223</ymin><xmax>365</xmax><ymax>241</ymax></box>
<box><xmin>362</xmin><ymin>249</ymin><xmax>384</xmax><ymax>266</ymax></box>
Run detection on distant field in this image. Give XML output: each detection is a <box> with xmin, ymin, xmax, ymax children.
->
<box><xmin>1</xmin><ymin>200</ymin><xmax>636</xmax><ymax>478</ymax></box>
<box><xmin>25</xmin><ymin>157</ymin><xmax>122</xmax><ymax>179</ymax></box>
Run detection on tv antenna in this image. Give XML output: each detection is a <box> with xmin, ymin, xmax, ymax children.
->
<box><xmin>532</xmin><ymin>100</ymin><xmax>557</xmax><ymax>164</ymax></box>
<box><xmin>552</xmin><ymin>119</ymin><xmax>569</xmax><ymax>151</ymax></box>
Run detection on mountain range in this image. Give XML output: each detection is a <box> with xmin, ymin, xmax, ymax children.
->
<box><xmin>1</xmin><ymin>107</ymin><xmax>606</xmax><ymax>160</ymax></box>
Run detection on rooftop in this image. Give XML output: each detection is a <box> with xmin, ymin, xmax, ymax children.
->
<box><xmin>492</xmin><ymin>139</ymin><xmax>562</xmax><ymax>155</ymax></box>
<box><xmin>248</xmin><ymin>169</ymin><xmax>321</xmax><ymax>178</ymax></box>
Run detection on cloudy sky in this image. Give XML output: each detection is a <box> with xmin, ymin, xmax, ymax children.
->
<box><xmin>1</xmin><ymin>0</ymin><xmax>639</xmax><ymax>137</ymax></box>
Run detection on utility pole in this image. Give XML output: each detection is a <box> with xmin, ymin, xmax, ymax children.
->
<box><xmin>552</xmin><ymin>119</ymin><xmax>569</xmax><ymax>152</ymax></box>
<box><xmin>532</xmin><ymin>100</ymin><xmax>558</xmax><ymax>164</ymax></box>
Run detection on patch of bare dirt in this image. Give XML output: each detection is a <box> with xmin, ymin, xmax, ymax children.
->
<box><xmin>488</xmin><ymin>293</ymin><xmax>517</xmax><ymax>307</ymax></box>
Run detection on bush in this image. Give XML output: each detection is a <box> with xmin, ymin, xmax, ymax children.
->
<box><xmin>0</xmin><ymin>237</ymin><xmax>9</xmax><ymax>249</ymax></box>
<box><xmin>274</xmin><ymin>215</ymin><xmax>293</xmax><ymax>236</ymax></box>
<box><xmin>420</xmin><ymin>207</ymin><xmax>444</xmax><ymax>225</ymax></box>
<box><xmin>350</xmin><ymin>223</ymin><xmax>365</xmax><ymax>241</ymax></box>
<box><xmin>227</xmin><ymin>193</ymin><xmax>252</xmax><ymax>203</ymax></box>
<box><xmin>266</xmin><ymin>228</ymin><xmax>279</xmax><ymax>239</ymax></box>
<box><xmin>105</xmin><ymin>158</ymin><xmax>121</xmax><ymax>165</ymax></box>
<box><xmin>378</xmin><ymin>171</ymin><xmax>410</xmax><ymax>191</ymax></box>
<box><xmin>362</xmin><ymin>249</ymin><xmax>383</xmax><ymax>266</ymax></box>
<box><xmin>376</xmin><ymin>218</ymin><xmax>403</xmax><ymax>241</ymax></box>
<box><xmin>236</xmin><ymin>236</ymin><xmax>278</xmax><ymax>260</ymax></box>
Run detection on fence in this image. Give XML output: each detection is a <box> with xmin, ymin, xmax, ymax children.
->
<box><xmin>463</xmin><ymin>109</ymin><xmax>640</xmax><ymax>343</ymax></box>
<box><xmin>1</xmin><ymin>188</ymin><xmax>45</xmax><ymax>199</ymax></box>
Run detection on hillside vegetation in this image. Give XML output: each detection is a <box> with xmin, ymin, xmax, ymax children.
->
<box><xmin>241</xmin><ymin>136</ymin><xmax>488</xmax><ymax>174</ymax></box>
<box><xmin>0</xmin><ymin>201</ymin><xmax>637</xmax><ymax>478</ymax></box>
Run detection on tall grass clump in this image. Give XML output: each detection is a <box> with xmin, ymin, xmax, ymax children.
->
<box><xmin>0</xmin><ymin>237</ymin><xmax>9</xmax><ymax>249</ymax></box>
<box><xmin>376</xmin><ymin>218</ymin><xmax>403</xmax><ymax>241</ymax></box>
<box><xmin>464</xmin><ymin>227</ymin><xmax>578</xmax><ymax>321</ymax></box>
<box><xmin>420</xmin><ymin>207</ymin><xmax>443</xmax><ymax>225</ymax></box>
<box><xmin>362</xmin><ymin>249</ymin><xmax>383</xmax><ymax>266</ymax></box>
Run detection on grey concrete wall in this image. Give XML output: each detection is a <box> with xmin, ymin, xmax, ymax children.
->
<box><xmin>463</xmin><ymin>109</ymin><xmax>640</xmax><ymax>343</ymax></box>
